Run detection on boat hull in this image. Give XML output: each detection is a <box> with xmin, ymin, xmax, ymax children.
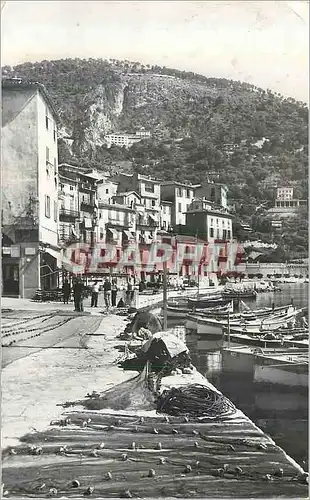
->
<box><xmin>254</xmin><ymin>364</ymin><xmax>308</xmax><ymax>388</ymax></box>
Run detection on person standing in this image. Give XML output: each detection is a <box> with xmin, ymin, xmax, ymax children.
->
<box><xmin>62</xmin><ymin>279</ymin><xmax>71</xmax><ymax>304</ymax></box>
<box><xmin>91</xmin><ymin>281</ymin><xmax>100</xmax><ymax>307</ymax></box>
<box><xmin>111</xmin><ymin>278</ymin><xmax>118</xmax><ymax>307</ymax></box>
<box><xmin>103</xmin><ymin>278</ymin><xmax>111</xmax><ymax>311</ymax></box>
<box><xmin>126</xmin><ymin>278</ymin><xmax>133</xmax><ymax>306</ymax></box>
<box><xmin>73</xmin><ymin>278</ymin><xmax>84</xmax><ymax>312</ymax></box>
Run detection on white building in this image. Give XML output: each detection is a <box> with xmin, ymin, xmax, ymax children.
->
<box><xmin>105</xmin><ymin>133</ymin><xmax>142</xmax><ymax>149</ymax></box>
<box><xmin>2</xmin><ymin>79</ymin><xmax>59</xmax><ymax>297</ymax></box>
<box><xmin>161</xmin><ymin>181</ymin><xmax>195</xmax><ymax>227</ymax></box>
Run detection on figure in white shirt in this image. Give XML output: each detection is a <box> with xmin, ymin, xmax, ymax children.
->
<box><xmin>91</xmin><ymin>281</ymin><xmax>100</xmax><ymax>307</ymax></box>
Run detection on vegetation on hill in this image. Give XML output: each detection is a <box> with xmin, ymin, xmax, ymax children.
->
<box><xmin>2</xmin><ymin>58</ymin><xmax>308</xmax><ymax>256</ymax></box>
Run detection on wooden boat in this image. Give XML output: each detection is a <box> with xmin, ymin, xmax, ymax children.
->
<box><xmin>222</xmin><ymin>290</ymin><xmax>257</xmax><ymax>300</ymax></box>
<box><xmin>197</xmin><ymin>303</ymin><xmax>295</xmax><ymax>321</ymax></box>
<box><xmin>222</xmin><ymin>345</ymin><xmax>309</xmax><ymax>388</ymax></box>
<box><xmin>222</xmin><ymin>331</ymin><xmax>309</xmax><ymax>350</ymax></box>
<box><xmin>190</xmin><ymin>307</ymin><xmax>302</xmax><ymax>337</ymax></box>
<box><xmin>188</xmin><ymin>297</ymin><xmax>232</xmax><ymax>309</ymax></box>
<box><xmin>166</xmin><ymin>301</ymin><xmax>232</xmax><ymax>320</ymax></box>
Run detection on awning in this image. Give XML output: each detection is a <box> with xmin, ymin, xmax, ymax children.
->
<box><xmin>45</xmin><ymin>248</ymin><xmax>61</xmax><ymax>267</ymax></box>
<box><xmin>149</xmin><ymin>215</ymin><xmax>157</xmax><ymax>224</ymax></box>
<box><xmin>84</xmin><ymin>218</ymin><xmax>92</xmax><ymax>229</ymax></box>
<box><xmin>123</xmin><ymin>230</ymin><xmax>134</xmax><ymax>240</ymax></box>
<box><xmin>71</xmin><ymin>225</ymin><xmax>79</xmax><ymax>238</ymax></box>
<box><xmin>108</xmin><ymin>228</ymin><xmax>118</xmax><ymax>240</ymax></box>
<box><xmin>145</xmin><ymin>234</ymin><xmax>153</xmax><ymax>244</ymax></box>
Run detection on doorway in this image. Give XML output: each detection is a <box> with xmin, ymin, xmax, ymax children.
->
<box><xmin>2</xmin><ymin>263</ymin><xmax>19</xmax><ymax>296</ymax></box>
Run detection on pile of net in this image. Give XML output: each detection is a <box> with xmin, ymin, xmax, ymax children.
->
<box><xmin>157</xmin><ymin>384</ymin><xmax>237</xmax><ymax>418</ymax></box>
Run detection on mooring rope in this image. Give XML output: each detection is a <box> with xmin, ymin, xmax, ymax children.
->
<box><xmin>157</xmin><ymin>384</ymin><xmax>237</xmax><ymax>418</ymax></box>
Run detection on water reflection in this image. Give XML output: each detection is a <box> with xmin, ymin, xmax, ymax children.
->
<box><xmin>168</xmin><ymin>283</ymin><xmax>309</xmax><ymax>471</ymax></box>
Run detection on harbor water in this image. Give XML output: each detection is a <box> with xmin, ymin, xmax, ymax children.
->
<box><xmin>169</xmin><ymin>283</ymin><xmax>309</xmax><ymax>471</ymax></box>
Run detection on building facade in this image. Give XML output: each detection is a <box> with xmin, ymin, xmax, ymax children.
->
<box><xmin>160</xmin><ymin>201</ymin><xmax>173</xmax><ymax>231</ymax></box>
<box><xmin>195</xmin><ymin>182</ymin><xmax>228</xmax><ymax>209</ymax></box>
<box><xmin>2</xmin><ymin>79</ymin><xmax>59</xmax><ymax>298</ymax></box>
<box><xmin>267</xmin><ymin>186</ymin><xmax>307</xmax><ymax>220</ymax></box>
<box><xmin>186</xmin><ymin>199</ymin><xmax>233</xmax><ymax>242</ymax></box>
<box><xmin>160</xmin><ymin>181</ymin><xmax>195</xmax><ymax>227</ymax></box>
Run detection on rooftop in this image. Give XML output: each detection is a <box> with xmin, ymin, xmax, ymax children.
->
<box><xmin>2</xmin><ymin>78</ymin><xmax>59</xmax><ymax>121</ymax></box>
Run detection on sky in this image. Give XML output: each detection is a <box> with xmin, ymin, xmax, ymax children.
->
<box><xmin>1</xmin><ymin>0</ymin><xmax>309</xmax><ymax>101</ymax></box>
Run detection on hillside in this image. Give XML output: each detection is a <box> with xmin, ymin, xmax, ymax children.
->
<box><xmin>2</xmin><ymin>58</ymin><xmax>308</xmax><ymax>254</ymax></box>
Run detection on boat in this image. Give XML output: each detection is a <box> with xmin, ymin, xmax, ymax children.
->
<box><xmin>222</xmin><ymin>331</ymin><xmax>309</xmax><ymax>350</ymax></box>
<box><xmin>189</xmin><ymin>306</ymin><xmax>302</xmax><ymax>337</ymax></box>
<box><xmin>188</xmin><ymin>296</ymin><xmax>232</xmax><ymax>309</ymax></box>
<box><xmin>222</xmin><ymin>345</ymin><xmax>308</xmax><ymax>382</ymax></box>
<box><xmin>222</xmin><ymin>290</ymin><xmax>257</xmax><ymax>300</ymax></box>
<box><xmin>166</xmin><ymin>301</ymin><xmax>233</xmax><ymax>320</ymax></box>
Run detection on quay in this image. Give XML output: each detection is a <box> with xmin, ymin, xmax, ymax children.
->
<box><xmin>1</xmin><ymin>295</ymin><xmax>308</xmax><ymax>498</ymax></box>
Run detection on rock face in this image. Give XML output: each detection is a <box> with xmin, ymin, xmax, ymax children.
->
<box><xmin>3</xmin><ymin>58</ymin><xmax>308</xmax><ymax>209</ymax></box>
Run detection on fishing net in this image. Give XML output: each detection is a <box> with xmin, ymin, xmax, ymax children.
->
<box><xmin>157</xmin><ymin>384</ymin><xmax>237</xmax><ymax>418</ymax></box>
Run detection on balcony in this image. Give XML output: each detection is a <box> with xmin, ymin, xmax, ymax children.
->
<box><xmin>108</xmin><ymin>216</ymin><xmax>132</xmax><ymax>228</ymax></box>
<box><xmin>59</xmin><ymin>208</ymin><xmax>79</xmax><ymax>219</ymax></box>
<box><xmin>138</xmin><ymin>215</ymin><xmax>159</xmax><ymax>228</ymax></box>
<box><xmin>80</xmin><ymin>182</ymin><xmax>96</xmax><ymax>192</ymax></box>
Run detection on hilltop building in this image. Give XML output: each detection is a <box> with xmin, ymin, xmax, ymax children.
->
<box><xmin>2</xmin><ymin>79</ymin><xmax>60</xmax><ymax>298</ymax></box>
<box><xmin>105</xmin><ymin>129</ymin><xmax>151</xmax><ymax>149</ymax></box>
<box><xmin>267</xmin><ymin>186</ymin><xmax>307</xmax><ymax>220</ymax></box>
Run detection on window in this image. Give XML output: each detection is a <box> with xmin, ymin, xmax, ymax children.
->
<box><xmin>54</xmin><ymin>158</ymin><xmax>57</xmax><ymax>174</ymax></box>
<box><xmin>217</xmin><ymin>229</ymin><xmax>220</xmax><ymax>239</ymax></box>
<box><xmin>178</xmin><ymin>203</ymin><xmax>182</xmax><ymax>212</ymax></box>
<box><xmin>210</xmin><ymin>227</ymin><xmax>214</xmax><ymax>238</ymax></box>
<box><xmin>210</xmin><ymin>218</ymin><xmax>213</xmax><ymax>226</ymax></box>
<box><xmin>45</xmin><ymin>107</ymin><xmax>49</xmax><ymax>130</ymax></box>
<box><xmin>45</xmin><ymin>195</ymin><xmax>51</xmax><ymax>218</ymax></box>
<box><xmin>54</xmin><ymin>201</ymin><xmax>58</xmax><ymax>222</ymax></box>
<box><xmin>177</xmin><ymin>187</ymin><xmax>182</xmax><ymax>197</ymax></box>
<box><xmin>106</xmin><ymin>188</ymin><xmax>109</xmax><ymax>194</ymax></box>
<box><xmin>46</xmin><ymin>146</ymin><xmax>50</xmax><ymax>163</ymax></box>
<box><xmin>216</xmin><ymin>218</ymin><xmax>219</xmax><ymax>225</ymax></box>
<box><xmin>152</xmin><ymin>200</ymin><xmax>156</xmax><ymax>207</ymax></box>
<box><xmin>145</xmin><ymin>183</ymin><xmax>154</xmax><ymax>193</ymax></box>
<box><xmin>70</xmin><ymin>185</ymin><xmax>74</xmax><ymax>191</ymax></box>
<box><xmin>227</xmin><ymin>230</ymin><xmax>231</xmax><ymax>239</ymax></box>
<box><xmin>223</xmin><ymin>229</ymin><xmax>227</xmax><ymax>240</ymax></box>
<box><xmin>186</xmin><ymin>189</ymin><xmax>191</xmax><ymax>198</ymax></box>
<box><xmin>60</xmin><ymin>183</ymin><xmax>64</xmax><ymax>190</ymax></box>
<box><xmin>53</xmin><ymin>126</ymin><xmax>56</xmax><ymax>142</ymax></box>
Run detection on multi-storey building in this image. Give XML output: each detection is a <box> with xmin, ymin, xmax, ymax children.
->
<box><xmin>160</xmin><ymin>181</ymin><xmax>195</xmax><ymax>227</ymax></box>
<box><xmin>195</xmin><ymin>182</ymin><xmax>228</xmax><ymax>209</ymax></box>
<box><xmin>97</xmin><ymin>199</ymin><xmax>136</xmax><ymax>247</ymax></box>
<box><xmin>112</xmin><ymin>173</ymin><xmax>161</xmax><ymax>244</ymax></box>
<box><xmin>276</xmin><ymin>187</ymin><xmax>294</xmax><ymax>201</ymax></box>
<box><xmin>105</xmin><ymin>133</ymin><xmax>142</xmax><ymax>149</ymax></box>
<box><xmin>97</xmin><ymin>176</ymin><xmax>119</xmax><ymax>204</ymax></box>
<box><xmin>2</xmin><ymin>79</ymin><xmax>59</xmax><ymax>297</ymax></box>
<box><xmin>58</xmin><ymin>164</ymin><xmax>80</xmax><ymax>247</ymax></box>
<box><xmin>267</xmin><ymin>186</ymin><xmax>307</xmax><ymax>220</ymax></box>
<box><xmin>186</xmin><ymin>199</ymin><xmax>234</xmax><ymax>242</ymax></box>
<box><xmin>105</xmin><ymin>130</ymin><xmax>151</xmax><ymax>148</ymax></box>
<box><xmin>160</xmin><ymin>201</ymin><xmax>173</xmax><ymax>232</ymax></box>
<box><xmin>58</xmin><ymin>164</ymin><xmax>99</xmax><ymax>249</ymax></box>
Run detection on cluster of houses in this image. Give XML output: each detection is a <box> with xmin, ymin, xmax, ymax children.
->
<box><xmin>1</xmin><ymin>79</ymin><xmax>235</xmax><ymax>298</ymax></box>
<box><xmin>2</xmin><ymin>78</ymin><xmax>302</xmax><ymax>298</ymax></box>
